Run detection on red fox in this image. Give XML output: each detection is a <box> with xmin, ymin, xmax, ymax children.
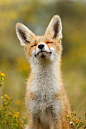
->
<box><xmin>16</xmin><ymin>15</ymin><xmax>71</xmax><ymax>129</ymax></box>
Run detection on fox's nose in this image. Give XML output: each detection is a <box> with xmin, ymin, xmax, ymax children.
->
<box><xmin>38</xmin><ymin>44</ymin><xmax>44</xmax><ymax>49</ymax></box>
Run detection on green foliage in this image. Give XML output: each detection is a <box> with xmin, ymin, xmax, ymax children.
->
<box><xmin>0</xmin><ymin>73</ymin><xmax>25</xmax><ymax>129</ymax></box>
<box><xmin>0</xmin><ymin>94</ymin><xmax>25</xmax><ymax>129</ymax></box>
<box><xmin>66</xmin><ymin>112</ymin><xmax>86</xmax><ymax>129</ymax></box>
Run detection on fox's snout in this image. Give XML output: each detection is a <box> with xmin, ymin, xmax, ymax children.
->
<box><xmin>34</xmin><ymin>42</ymin><xmax>53</xmax><ymax>59</ymax></box>
<box><xmin>38</xmin><ymin>44</ymin><xmax>44</xmax><ymax>50</ymax></box>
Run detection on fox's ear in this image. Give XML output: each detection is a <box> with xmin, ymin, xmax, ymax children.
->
<box><xmin>45</xmin><ymin>15</ymin><xmax>62</xmax><ymax>40</ymax></box>
<box><xmin>16</xmin><ymin>23</ymin><xmax>35</xmax><ymax>46</ymax></box>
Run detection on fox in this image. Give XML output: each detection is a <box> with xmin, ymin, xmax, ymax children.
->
<box><xmin>16</xmin><ymin>15</ymin><xmax>71</xmax><ymax>129</ymax></box>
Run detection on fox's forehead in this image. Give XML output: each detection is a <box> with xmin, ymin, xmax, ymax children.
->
<box><xmin>31</xmin><ymin>36</ymin><xmax>60</xmax><ymax>45</ymax></box>
<box><xmin>32</xmin><ymin>36</ymin><xmax>53</xmax><ymax>43</ymax></box>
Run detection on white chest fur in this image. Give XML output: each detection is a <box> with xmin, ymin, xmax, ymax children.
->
<box><xmin>28</xmin><ymin>61</ymin><xmax>61</xmax><ymax>123</ymax></box>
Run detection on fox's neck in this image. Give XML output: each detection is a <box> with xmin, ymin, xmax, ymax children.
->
<box><xmin>31</xmin><ymin>60</ymin><xmax>61</xmax><ymax>94</ymax></box>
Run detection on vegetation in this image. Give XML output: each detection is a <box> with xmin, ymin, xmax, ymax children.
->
<box><xmin>0</xmin><ymin>95</ymin><xmax>24</xmax><ymax>129</ymax></box>
<box><xmin>0</xmin><ymin>72</ymin><xmax>25</xmax><ymax>129</ymax></box>
<box><xmin>0</xmin><ymin>0</ymin><xmax>86</xmax><ymax>127</ymax></box>
<box><xmin>66</xmin><ymin>112</ymin><xmax>86</xmax><ymax>129</ymax></box>
<box><xmin>0</xmin><ymin>72</ymin><xmax>5</xmax><ymax>87</ymax></box>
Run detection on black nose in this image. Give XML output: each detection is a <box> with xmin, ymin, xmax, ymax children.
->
<box><xmin>38</xmin><ymin>44</ymin><xmax>44</xmax><ymax>49</ymax></box>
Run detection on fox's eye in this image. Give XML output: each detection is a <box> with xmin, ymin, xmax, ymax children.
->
<box><xmin>47</xmin><ymin>42</ymin><xmax>53</xmax><ymax>44</ymax></box>
<box><xmin>31</xmin><ymin>44</ymin><xmax>36</xmax><ymax>47</ymax></box>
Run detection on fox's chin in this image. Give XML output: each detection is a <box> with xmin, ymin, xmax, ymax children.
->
<box><xmin>35</xmin><ymin>51</ymin><xmax>52</xmax><ymax>59</ymax></box>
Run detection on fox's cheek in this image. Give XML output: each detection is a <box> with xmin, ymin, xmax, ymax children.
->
<box><xmin>29</xmin><ymin>47</ymin><xmax>36</xmax><ymax>56</ymax></box>
<box><xmin>55</xmin><ymin>46</ymin><xmax>60</xmax><ymax>52</ymax></box>
<box><xmin>49</xmin><ymin>47</ymin><xmax>55</xmax><ymax>52</ymax></box>
<box><xmin>47</xmin><ymin>43</ymin><xmax>56</xmax><ymax>51</ymax></box>
<box><xmin>47</xmin><ymin>44</ymin><xmax>60</xmax><ymax>53</ymax></box>
<box><xmin>46</xmin><ymin>44</ymin><xmax>55</xmax><ymax>52</ymax></box>
<box><xmin>28</xmin><ymin>51</ymin><xmax>32</xmax><ymax>57</ymax></box>
<box><xmin>32</xmin><ymin>50</ymin><xmax>36</xmax><ymax>55</ymax></box>
<box><xmin>24</xmin><ymin>46</ymin><xmax>31</xmax><ymax>56</ymax></box>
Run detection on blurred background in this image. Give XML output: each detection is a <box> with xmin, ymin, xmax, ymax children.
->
<box><xmin>0</xmin><ymin>0</ymin><xmax>86</xmax><ymax>122</ymax></box>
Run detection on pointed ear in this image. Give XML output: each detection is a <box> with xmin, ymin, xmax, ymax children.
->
<box><xmin>16</xmin><ymin>23</ymin><xmax>35</xmax><ymax>46</ymax></box>
<box><xmin>45</xmin><ymin>15</ymin><xmax>62</xmax><ymax>40</ymax></box>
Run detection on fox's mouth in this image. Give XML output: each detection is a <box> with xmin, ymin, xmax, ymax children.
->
<box><xmin>35</xmin><ymin>51</ymin><xmax>52</xmax><ymax>57</ymax></box>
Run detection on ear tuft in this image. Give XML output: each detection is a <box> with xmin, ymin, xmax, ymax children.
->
<box><xmin>16</xmin><ymin>23</ymin><xmax>35</xmax><ymax>46</ymax></box>
<box><xmin>53</xmin><ymin>19</ymin><xmax>59</xmax><ymax>39</ymax></box>
<box><xmin>18</xmin><ymin>28</ymin><xmax>30</xmax><ymax>43</ymax></box>
<box><xmin>45</xmin><ymin>15</ymin><xmax>62</xmax><ymax>40</ymax></box>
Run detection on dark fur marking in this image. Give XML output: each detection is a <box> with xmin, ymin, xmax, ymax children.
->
<box><xmin>41</xmin><ymin>54</ymin><xmax>45</xmax><ymax>58</ymax></box>
<box><xmin>53</xmin><ymin>20</ymin><xmax>59</xmax><ymax>39</ymax></box>
<box><xmin>46</xmin><ymin>106</ymin><xmax>56</xmax><ymax>118</ymax></box>
<box><xmin>19</xmin><ymin>29</ymin><xmax>30</xmax><ymax>43</ymax></box>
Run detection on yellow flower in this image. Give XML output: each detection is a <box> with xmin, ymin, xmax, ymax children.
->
<box><xmin>1</xmin><ymin>73</ymin><xmax>5</xmax><ymax>77</ymax></box>
<box><xmin>4</xmin><ymin>94</ymin><xmax>9</xmax><ymax>99</ymax></box>
<box><xmin>13</xmin><ymin>114</ymin><xmax>18</xmax><ymax>118</ymax></box>
<box><xmin>4</xmin><ymin>94</ymin><xmax>7</xmax><ymax>97</ymax></box>
<box><xmin>16</xmin><ymin>112</ymin><xmax>19</xmax><ymax>115</ymax></box>
<box><xmin>7</xmin><ymin>96</ymin><xmax>9</xmax><ymax>99</ymax></box>
<box><xmin>16</xmin><ymin>115</ymin><xmax>18</xmax><ymax>118</ymax></box>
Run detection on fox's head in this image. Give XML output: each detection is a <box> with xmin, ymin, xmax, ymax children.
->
<box><xmin>16</xmin><ymin>15</ymin><xmax>62</xmax><ymax>65</ymax></box>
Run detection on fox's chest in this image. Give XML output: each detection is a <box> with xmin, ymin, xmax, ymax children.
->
<box><xmin>28</xmin><ymin>77</ymin><xmax>61</xmax><ymax>119</ymax></box>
